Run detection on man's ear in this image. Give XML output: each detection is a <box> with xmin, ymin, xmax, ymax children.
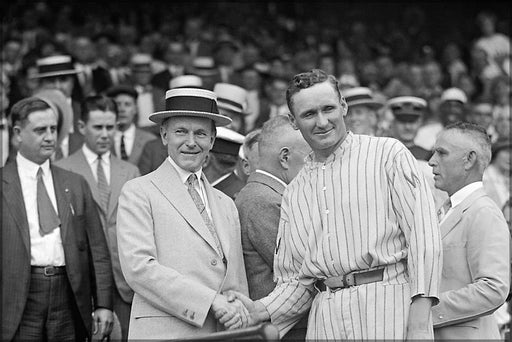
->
<box><xmin>159</xmin><ymin>125</ymin><xmax>168</xmax><ymax>146</ymax></box>
<box><xmin>77</xmin><ymin>120</ymin><xmax>86</xmax><ymax>136</ymax></box>
<box><xmin>340</xmin><ymin>99</ymin><xmax>348</xmax><ymax>117</ymax></box>
<box><xmin>279</xmin><ymin>147</ymin><xmax>290</xmax><ymax>170</ymax></box>
<box><xmin>288</xmin><ymin>113</ymin><xmax>298</xmax><ymax>130</ymax></box>
<box><xmin>464</xmin><ymin>150</ymin><xmax>478</xmax><ymax>170</ymax></box>
<box><xmin>12</xmin><ymin>124</ymin><xmax>22</xmax><ymax>143</ymax></box>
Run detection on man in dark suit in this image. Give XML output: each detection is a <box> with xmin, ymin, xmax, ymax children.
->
<box><xmin>1</xmin><ymin>97</ymin><xmax>114</xmax><ymax>341</ymax></box>
<box><xmin>106</xmin><ymin>85</ymin><xmax>157</xmax><ymax>167</ymax></box>
<box><xmin>429</xmin><ymin>122</ymin><xmax>510</xmax><ymax>339</ymax></box>
<box><xmin>235</xmin><ymin>115</ymin><xmax>310</xmax><ymax>340</ymax></box>
<box><xmin>55</xmin><ymin>95</ymin><xmax>140</xmax><ymax>341</ymax></box>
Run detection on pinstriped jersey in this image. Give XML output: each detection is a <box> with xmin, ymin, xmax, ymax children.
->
<box><xmin>259</xmin><ymin>132</ymin><xmax>442</xmax><ymax>334</ymax></box>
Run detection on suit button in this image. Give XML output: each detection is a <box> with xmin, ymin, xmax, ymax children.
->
<box><xmin>211</xmin><ymin>259</ymin><xmax>218</xmax><ymax>266</ymax></box>
<box><xmin>439</xmin><ymin>314</ymin><xmax>444</xmax><ymax>319</ymax></box>
<box><xmin>190</xmin><ymin>312</ymin><xmax>195</xmax><ymax>320</ymax></box>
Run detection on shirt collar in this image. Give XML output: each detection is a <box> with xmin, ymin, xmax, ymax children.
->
<box><xmin>305</xmin><ymin>131</ymin><xmax>354</xmax><ymax>168</ymax></box>
<box><xmin>166</xmin><ymin>156</ymin><xmax>203</xmax><ymax>185</ymax></box>
<box><xmin>255</xmin><ymin>169</ymin><xmax>287</xmax><ymax>188</ymax></box>
<box><xmin>118</xmin><ymin>123</ymin><xmax>136</xmax><ymax>138</ymax></box>
<box><xmin>16</xmin><ymin>152</ymin><xmax>51</xmax><ymax>178</ymax></box>
<box><xmin>82</xmin><ymin>144</ymin><xmax>111</xmax><ymax>165</ymax></box>
<box><xmin>450</xmin><ymin>181</ymin><xmax>483</xmax><ymax>208</ymax></box>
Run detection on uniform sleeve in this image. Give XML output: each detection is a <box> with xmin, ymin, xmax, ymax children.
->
<box><xmin>258</xmin><ymin>187</ymin><xmax>315</xmax><ymax>335</ymax></box>
<box><xmin>433</xmin><ymin>207</ymin><xmax>510</xmax><ymax>327</ymax></box>
<box><xmin>387</xmin><ymin>148</ymin><xmax>442</xmax><ymax>304</ymax></box>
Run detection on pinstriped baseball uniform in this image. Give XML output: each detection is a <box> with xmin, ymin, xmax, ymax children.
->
<box><xmin>258</xmin><ymin>132</ymin><xmax>442</xmax><ymax>339</ymax></box>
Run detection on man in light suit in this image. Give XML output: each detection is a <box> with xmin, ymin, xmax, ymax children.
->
<box><xmin>116</xmin><ymin>87</ymin><xmax>249</xmax><ymax>339</ymax></box>
<box><xmin>106</xmin><ymin>85</ymin><xmax>157</xmax><ymax>167</ymax></box>
<box><xmin>429</xmin><ymin>121</ymin><xmax>510</xmax><ymax>339</ymax></box>
<box><xmin>2</xmin><ymin>97</ymin><xmax>114</xmax><ymax>341</ymax></box>
<box><xmin>55</xmin><ymin>95</ymin><xmax>140</xmax><ymax>341</ymax></box>
<box><xmin>235</xmin><ymin>115</ymin><xmax>310</xmax><ymax>340</ymax></box>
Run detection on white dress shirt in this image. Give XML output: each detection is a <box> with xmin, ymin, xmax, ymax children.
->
<box><xmin>82</xmin><ymin>145</ymin><xmax>111</xmax><ymax>185</ymax></box>
<box><xmin>441</xmin><ymin>181</ymin><xmax>483</xmax><ymax>224</ymax></box>
<box><xmin>114</xmin><ymin>124</ymin><xmax>136</xmax><ymax>158</ymax></box>
<box><xmin>17</xmin><ymin>153</ymin><xmax>66</xmax><ymax>266</ymax></box>
<box><xmin>167</xmin><ymin>156</ymin><xmax>212</xmax><ymax>219</ymax></box>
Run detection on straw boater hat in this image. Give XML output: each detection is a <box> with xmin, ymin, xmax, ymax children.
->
<box><xmin>440</xmin><ymin>87</ymin><xmax>467</xmax><ymax>104</ymax></box>
<box><xmin>343</xmin><ymin>87</ymin><xmax>383</xmax><ymax>109</ymax></box>
<box><xmin>213</xmin><ymin>83</ymin><xmax>248</xmax><ymax>116</ymax></box>
<box><xmin>211</xmin><ymin>127</ymin><xmax>245</xmax><ymax>156</ymax></box>
<box><xmin>191</xmin><ymin>56</ymin><xmax>218</xmax><ymax>77</ymax></box>
<box><xmin>169</xmin><ymin>75</ymin><xmax>203</xmax><ymax>89</ymax></box>
<box><xmin>148</xmin><ymin>88</ymin><xmax>231</xmax><ymax>126</ymax></box>
<box><xmin>31</xmin><ymin>55</ymin><xmax>80</xmax><ymax>79</ymax></box>
<box><xmin>387</xmin><ymin>96</ymin><xmax>427</xmax><ymax>122</ymax></box>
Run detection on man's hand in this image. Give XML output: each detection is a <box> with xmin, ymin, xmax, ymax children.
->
<box><xmin>406</xmin><ymin>296</ymin><xmax>434</xmax><ymax>340</ymax></box>
<box><xmin>223</xmin><ymin>290</ymin><xmax>270</xmax><ymax>330</ymax></box>
<box><xmin>92</xmin><ymin>308</ymin><xmax>114</xmax><ymax>340</ymax></box>
<box><xmin>211</xmin><ymin>294</ymin><xmax>246</xmax><ymax>330</ymax></box>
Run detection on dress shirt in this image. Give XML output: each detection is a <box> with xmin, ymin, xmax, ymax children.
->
<box><xmin>441</xmin><ymin>182</ymin><xmax>483</xmax><ymax>224</ymax></box>
<box><xmin>82</xmin><ymin>145</ymin><xmax>111</xmax><ymax>184</ymax></box>
<box><xmin>17</xmin><ymin>153</ymin><xmax>65</xmax><ymax>266</ymax></box>
<box><xmin>255</xmin><ymin>169</ymin><xmax>287</xmax><ymax>188</ymax></box>
<box><xmin>135</xmin><ymin>85</ymin><xmax>155</xmax><ymax>127</ymax></box>
<box><xmin>115</xmin><ymin>124</ymin><xmax>136</xmax><ymax>158</ymax></box>
<box><xmin>167</xmin><ymin>156</ymin><xmax>212</xmax><ymax>219</ymax></box>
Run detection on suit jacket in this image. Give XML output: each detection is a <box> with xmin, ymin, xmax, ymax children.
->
<box><xmin>55</xmin><ymin>150</ymin><xmax>140</xmax><ymax>303</ymax></box>
<box><xmin>433</xmin><ymin>188</ymin><xmax>510</xmax><ymax>340</ymax></box>
<box><xmin>214</xmin><ymin>171</ymin><xmax>245</xmax><ymax>200</ymax></box>
<box><xmin>1</xmin><ymin>161</ymin><xmax>113</xmax><ymax>340</ymax></box>
<box><xmin>137</xmin><ymin>138</ymin><xmax>168</xmax><ymax>176</ymax></box>
<box><xmin>116</xmin><ymin>160</ymin><xmax>248</xmax><ymax>340</ymax></box>
<box><xmin>111</xmin><ymin>128</ymin><xmax>157</xmax><ymax>168</ymax></box>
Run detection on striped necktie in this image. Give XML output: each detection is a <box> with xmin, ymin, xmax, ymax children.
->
<box><xmin>186</xmin><ymin>174</ymin><xmax>224</xmax><ymax>258</ymax></box>
<box><xmin>37</xmin><ymin>167</ymin><xmax>61</xmax><ymax>235</ymax></box>
<box><xmin>437</xmin><ymin>198</ymin><xmax>452</xmax><ymax>223</ymax></box>
<box><xmin>96</xmin><ymin>155</ymin><xmax>111</xmax><ymax>214</ymax></box>
<box><xmin>120</xmin><ymin>134</ymin><xmax>129</xmax><ymax>161</ymax></box>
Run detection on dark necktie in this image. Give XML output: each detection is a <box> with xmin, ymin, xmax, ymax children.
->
<box><xmin>186</xmin><ymin>174</ymin><xmax>224</xmax><ymax>257</ymax></box>
<box><xmin>437</xmin><ymin>198</ymin><xmax>452</xmax><ymax>223</ymax></box>
<box><xmin>96</xmin><ymin>155</ymin><xmax>111</xmax><ymax>214</ymax></box>
<box><xmin>120</xmin><ymin>134</ymin><xmax>129</xmax><ymax>161</ymax></box>
<box><xmin>37</xmin><ymin>167</ymin><xmax>61</xmax><ymax>236</ymax></box>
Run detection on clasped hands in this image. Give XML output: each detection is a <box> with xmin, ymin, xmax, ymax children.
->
<box><xmin>211</xmin><ymin>290</ymin><xmax>264</xmax><ymax>330</ymax></box>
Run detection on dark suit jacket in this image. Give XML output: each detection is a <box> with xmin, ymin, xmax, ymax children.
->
<box><xmin>126</xmin><ymin>129</ymin><xmax>157</xmax><ymax>167</ymax></box>
<box><xmin>1</xmin><ymin>161</ymin><xmax>114</xmax><ymax>340</ymax></box>
<box><xmin>214</xmin><ymin>171</ymin><xmax>245</xmax><ymax>200</ymax></box>
<box><xmin>55</xmin><ymin>150</ymin><xmax>140</xmax><ymax>303</ymax></box>
<box><xmin>137</xmin><ymin>139</ymin><xmax>168</xmax><ymax>176</ymax></box>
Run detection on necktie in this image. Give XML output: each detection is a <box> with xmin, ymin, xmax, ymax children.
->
<box><xmin>120</xmin><ymin>134</ymin><xmax>129</xmax><ymax>161</ymax></box>
<box><xmin>186</xmin><ymin>174</ymin><xmax>224</xmax><ymax>257</ymax></box>
<box><xmin>37</xmin><ymin>167</ymin><xmax>61</xmax><ymax>236</ymax></box>
<box><xmin>437</xmin><ymin>198</ymin><xmax>452</xmax><ymax>223</ymax></box>
<box><xmin>96</xmin><ymin>155</ymin><xmax>111</xmax><ymax>214</ymax></box>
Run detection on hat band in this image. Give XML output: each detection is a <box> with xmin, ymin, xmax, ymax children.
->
<box><xmin>345</xmin><ymin>94</ymin><xmax>373</xmax><ymax>102</ymax></box>
<box><xmin>217</xmin><ymin>97</ymin><xmax>243</xmax><ymax>111</ymax></box>
<box><xmin>38</xmin><ymin>62</ymin><xmax>75</xmax><ymax>75</ymax></box>
<box><xmin>166</xmin><ymin>95</ymin><xmax>219</xmax><ymax>114</ymax></box>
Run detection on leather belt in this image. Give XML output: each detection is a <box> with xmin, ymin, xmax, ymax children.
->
<box><xmin>31</xmin><ymin>266</ymin><xmax>66</xmax><ymax>276</ymax></box>
<box><xmin>315</xmin><ymin>267</ymin><xmax>385</xmax><ymax>293</ymax></box>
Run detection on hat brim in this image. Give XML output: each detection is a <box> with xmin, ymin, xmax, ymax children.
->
<box><xmin>347</xmin><ymin>99</ymin><xmax>383</xmax><ymax>109</ymax></box>
<box><xmin>30</xmin><ymin>70</ymin><xmax>81</xmax><ymax>79</ymax></box>
<box><xmin>149</xmin><ymin>110</ymin><xmax>232</xmax><ymax>127</ymax></box>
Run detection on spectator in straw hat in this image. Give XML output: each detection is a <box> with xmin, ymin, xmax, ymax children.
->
<box><xmin>116</xmin><ymin>87</ymin><xmax>248</xmax><ymax>339</ymax></box>
<box><xmin>343</xmin><ymin>86</ymin><xmax>383</xmax><ymax>136</ymax></box>
<box><xmin>137</xmin><ymin>75</ymin><xmax>204</xmax><ymax>176</ymax></box>
<box><xmin>203</xmin><ymin>126</ymin><xmax>246</xmax><ymax>200</ymax></box>
<box><xmin>190</xmin><ymin>56</ymin><xmax>221</xmax><ymax>91</ymax></box>
<box><xmin>214</xmin><ymin>83</ymin><xmax>248</xmax><ymax>134</ymax></box>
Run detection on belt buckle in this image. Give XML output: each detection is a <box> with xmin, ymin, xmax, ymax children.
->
<box><xmin>43</xmin><ymin>266</ymin><xmax>55</xmax><ymax>276</ymax></box>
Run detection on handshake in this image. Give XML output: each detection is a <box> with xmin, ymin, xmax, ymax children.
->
<box><xmin>211</xmin><ymin>290</ymin><xmax>267</xmax><ymax>330</ymax></box>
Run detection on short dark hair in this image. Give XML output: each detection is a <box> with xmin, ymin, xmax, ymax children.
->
<box><xmin>286</xmin><ymin>69</ymin><xmax>341</xmax><ymax>116</ymax></box>
<box><xmin>81</xmin><ymin>95</ymin><xmax>118</xmax><ymax>122</ymax></box>
<box><xmin>10</xmin><ymin>97</ymin><xmax>52</xmax><ymax>128</ymax></box>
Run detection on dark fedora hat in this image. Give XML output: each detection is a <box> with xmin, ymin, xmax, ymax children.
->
<box><xmin>106</xmin><ymin>85</ymin><xmax>138</xmax><ymax>100</ymax></box>
<box><xmin>387</xmin><ymin>96</ymin><xmax>427</xmax><ymax>122</ymax></box>
<box><xmin>149</xmin><ymin>88</ymin><xmax>231</xmax><ymax>126</ymax></box>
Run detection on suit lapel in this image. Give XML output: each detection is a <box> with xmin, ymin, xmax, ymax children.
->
<box><xmin>150</xmin><ymin>161</ymin><xmax>219</xmax><ymax>254</ymax></box>
<box><xmin>441</xmin><ymin>188</ymin><xmax>488</xmax><ymax>238</ymax></box>
<box><xmin>51</xmin><ymin>165</ymin><xmax>72</xmax><ymax>242</ymax></box>
<box><xmin>203</xmin><ymin>174</ymin><xmax>230</xmax><ymax>257</ymax></box>
<box><xmin>75</xmin><ymin>150</ymin><xmax>102</xmax><ymax>206</ymax></box>
<box><xmin>107</xmin><ymin>157</ymin><xmax>126</xmax><ymax>220</ymax></box>
<box><xmin>129</xmin><ymin>129</ymin><xmax>145</xmax><ymax>164</ymax></box>
<box><xmin>2</xmin><ymin>161</ymin><xmax>30</xmax><ymax>254</ymax></box>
